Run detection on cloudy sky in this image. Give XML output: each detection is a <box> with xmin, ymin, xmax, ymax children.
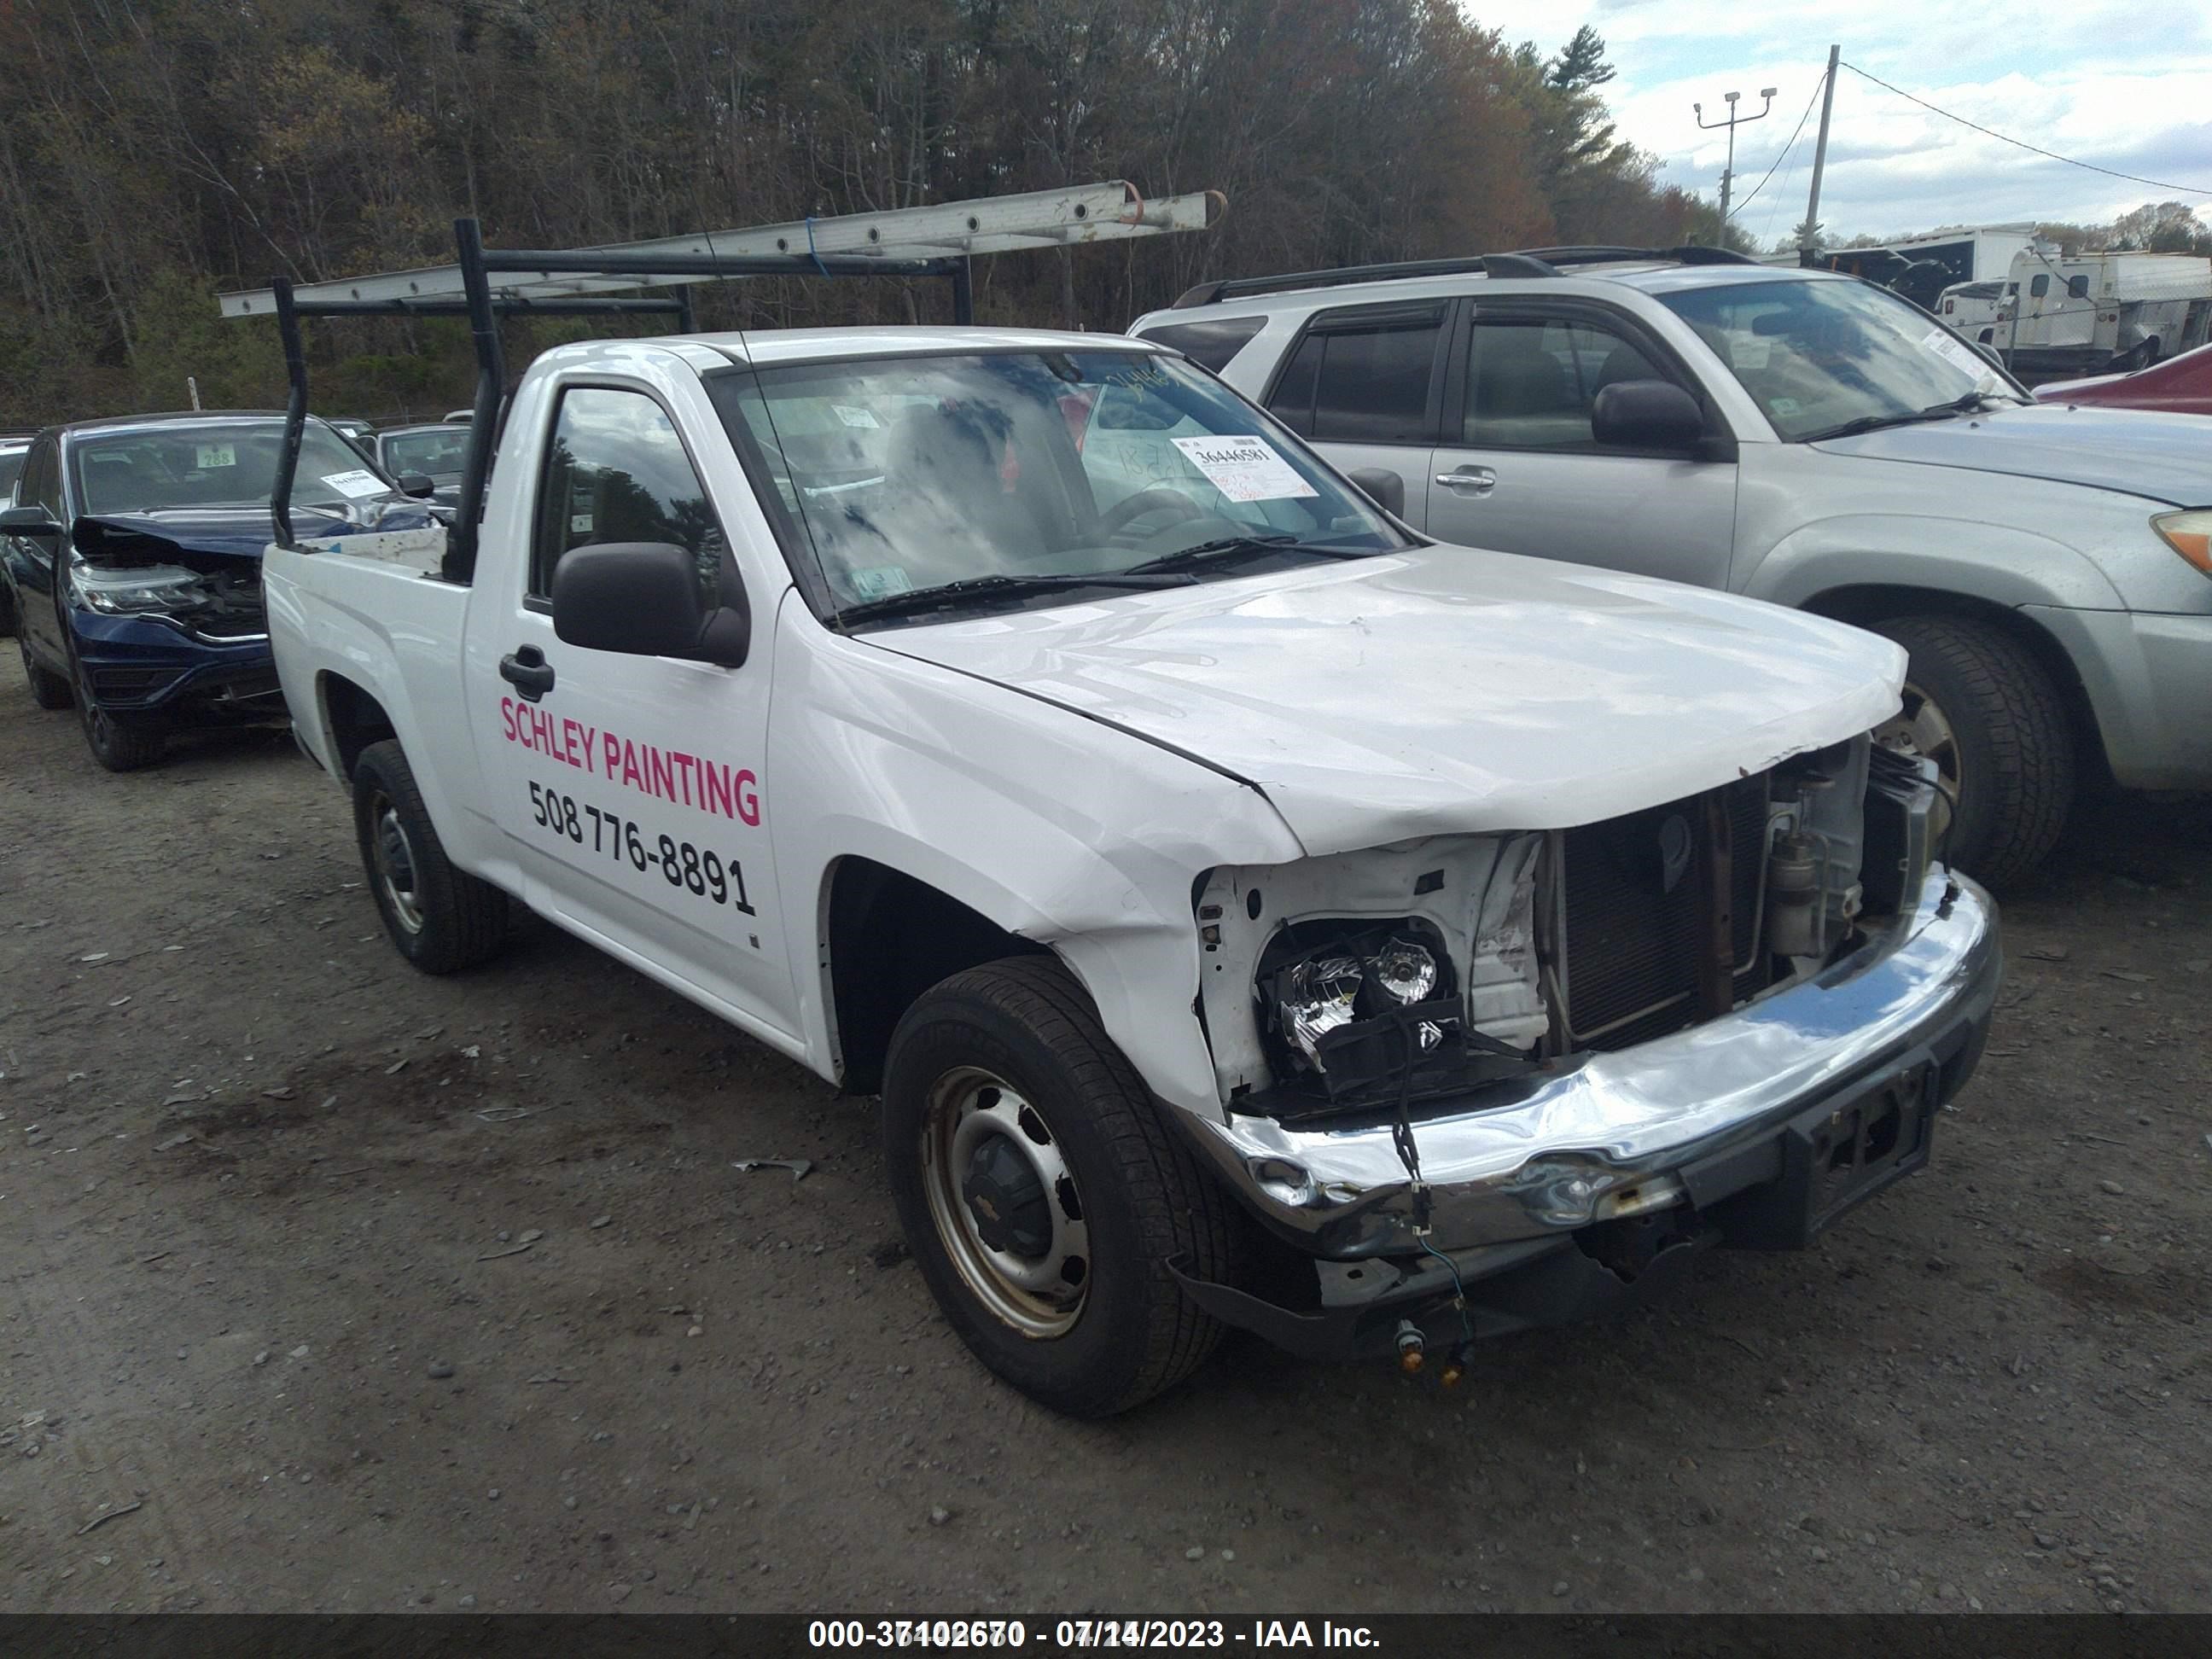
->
<box><xmin>1468</xmin><ymin>0</ymin><xmax>2212</xmax><ymax>247</ymax></box>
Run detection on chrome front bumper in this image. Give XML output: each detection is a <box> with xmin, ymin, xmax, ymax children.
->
<box><xmin>1180</xmin><ymin>868</ymin><xmax>2001</xmax><ymax>1259</ymax></box>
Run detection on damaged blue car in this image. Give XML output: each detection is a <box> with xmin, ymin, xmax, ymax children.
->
<box><xmin>1</xmin><ymin>411</ymin><xmax>436</xmax><ymax>771</ymax></box>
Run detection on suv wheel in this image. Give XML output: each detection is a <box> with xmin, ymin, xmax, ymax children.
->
<box><xmin>20</xmin><ymin>632</ymin><xmax>71</xmax><ymax>710</ymax></box>
<box><xmin>66</xmin><ymin>637</ymin><xmax>164</xmax><ymax>771</ymax></box>
<box><xmin>882</xmin><ymin>956</ymin><xmax>1236</xmax><ymax>1417</ymax></box>
<box><xmin>1870</xmin><ymin>614</ymin><xmax>2074</xmax><ymax>889</ymax></box>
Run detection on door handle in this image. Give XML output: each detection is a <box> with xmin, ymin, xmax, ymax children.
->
<box><xmin>1435</xmin><ymin>466</ymin><xmax>1497</xmax><ymax>495</ymax></box>
<box><xmin>499</xmin><ymin>645</ymin><xmax>555</xmax><ymax>702</ymax></box>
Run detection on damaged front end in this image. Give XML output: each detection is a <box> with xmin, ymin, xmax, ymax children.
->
<box><xmin>1176</xmin><ymin>732</ymin><xmax>2000</xmax><ymax>1365</ymax></box>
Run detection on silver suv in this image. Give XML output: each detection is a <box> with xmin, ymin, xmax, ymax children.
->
<box><xmin>1132</xmin><ymin>247</ymin><xmax>2212</xmax><ymax>887</ymax></box>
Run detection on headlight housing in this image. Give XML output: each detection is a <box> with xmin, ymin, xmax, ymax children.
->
<box><xmin>1265</xmin><ymin>923</ymin><xmax>1458</xmax><ymax>1087</ymax></box>
<box><xmin>2151</xmin><ymin>509</ymin><xmax>2212</xmax><ymax>576</ymax></box>
<box><xmin>73</xmin><ymin>562</ymin><xmax>206</xmax><ymax>614</ymax></box>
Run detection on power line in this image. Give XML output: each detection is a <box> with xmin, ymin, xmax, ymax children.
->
<box><xmin>1728</xmin><ymin>73</ymin><xmax>1826</xmax><ymax>219</ymax></box>
<box><xmin>1841</xmin><ymin>61</ymin><xmax>2212</xmax><ymax>196</ymax></box>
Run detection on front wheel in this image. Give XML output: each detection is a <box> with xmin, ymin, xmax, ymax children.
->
<box><xmin>67</xmin><ymin>637</ymin><xmax>163</xmax><ymax>770</ymax></box>
<box><xmin>1870</xmin><ymin>614</ymin><xmax>2075</xmax><ymax>889</ymax></box>
<box><xmin>352</xmin><ymin>738</ymin><xmax>511</xmax><ymax>973</ymax></box>
<box><xmin>882</xmin><ymin>956</ymin><xmax>1237</xmax><ymax>1417</ymax></box>
<box><xmin>20</xmin><ymin>632</ymin><xmax>71</xmax><ymax>710</ymax></box>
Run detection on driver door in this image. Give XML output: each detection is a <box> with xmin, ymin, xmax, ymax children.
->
<box><xmin>463</xmin><ymin>377</ymin><xmax>795</xmax><ymax>1035</ymax></box>
<box><xmin>1423</xmin><ymin>303</ymin><xmax>1739</xmax><ymax>590</ymax></box>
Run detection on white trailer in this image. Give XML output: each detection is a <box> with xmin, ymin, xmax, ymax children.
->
<box><xmin>1994</xmin><ymin>251</ymin><xmax>2212</xmax><ymax>375</ymax></box>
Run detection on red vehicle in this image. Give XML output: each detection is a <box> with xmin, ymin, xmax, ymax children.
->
<box><xmin>2034</xmin><ymin>341</ymin><xmax>2212</xmax><ymax>416</ymax></box>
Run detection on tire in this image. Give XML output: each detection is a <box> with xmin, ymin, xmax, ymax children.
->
<box><xmin>882</xmin><ymin>955</ymin><xmax>1236</xmax><ymax>1417</ymax></box>
<box><xmin>352</xmin><ymin>737</ymin><xmax>510</xmax><ymax>973</ymax></box>
<box><xmin>1870</xmin><ymin>614</ymin><xmax>2075</xmax><ymax>889</ymax></box>
<box><xmin>20</xmin><ymin>632</ymin><xmax>71</xmax><ymax>710</ymax></box>
<box><xmin>66</xmin><ymin>637</ymin><xmax>165</xmax><ymax>771</ymax></box>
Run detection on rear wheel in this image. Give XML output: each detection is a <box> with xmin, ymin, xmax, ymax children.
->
<box><xmin>352</xmin><ymin>738</ymin><xmax>510</xmax><ymax>973</ymax></box>
<box><xmin>20</xmin><ymin>632</ymin><xmax>71</xmax><ymax>710</ymax></box>
<box><xmin>882</xmin><ymin>956</ymin><xmax>1236</xmax><ymax>1417</ymax></box>
<box><xmin>1870</xmin><ymin>614</ymin><xmax>2074</xmax><ymax>889</ymax></box>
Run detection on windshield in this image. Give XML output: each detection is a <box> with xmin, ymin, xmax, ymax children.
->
<box><xmin>1659</xmin><ymin>279</ymin><xmax>2023</xmax><ymax>441</ymax></box>
<box><xmin>0</xmin><ymin>446</ymin><xmax>24</xmax><ymax>500</ymax></box>
<box><xmin>68</xmin><ymin>421</ymin><xmax>395</xmax><ymax>515</ymax></box>
<box><xmin>381</xmin><ymin>428</ymin><xmax>470</xmax><ymax>477</ymax></box>
<box><xmin>719</xmin><ymin>350</ymin><xmax>1409</xmax><ymax>621</ymax></box>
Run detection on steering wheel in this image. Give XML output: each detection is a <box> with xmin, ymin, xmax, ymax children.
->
<box><xmin>1097</xmin><ymin>489</ymin><xmax>1203</xmax><ymax>540</ymax></box>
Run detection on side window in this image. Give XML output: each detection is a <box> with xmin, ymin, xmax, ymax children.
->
<box><xmin>1138</xmin><ymin>317</ymin><xmax>1267</xmax><ymax>373</ymax></box>
<box><xmin>1264</xmin><ymin>334</ymin><xmax>1324</xmax><ymax>437</ymax></box>
<box><xmin>531</xmin><ymin>387</ymin><xmax>727</xmax><ymax>605</ymax></box>
<box><xmin>2029</xmin><ymin>274</ymin><xmax>2051</xmax><ymax>299</ymax></box>
<box><xmin>2066</xmin><ymin>275</ymin><xmax>2090</xmax><ymax>300</ymax></box>
<box><xmin>29</xmin><ymin>440</ymin><xmax>62</xmax><ymax>519</ymax></box>
<box><xmin>1464</xmin><ymin>316</ymin><xmax>1665</xmax><ymax>450</ymax></box>
<box><xmin>1265</xmin><ymin>306</ymin><xmax>1444</xmax><ymax>445</ymax></box>
<box><xmin>1310</xmin><ymin>316</ymin><xmax>1441</xmax><ymax>443</ymax></box>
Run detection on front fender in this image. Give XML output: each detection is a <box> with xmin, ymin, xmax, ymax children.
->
<box><xmin>1744</xmin><ymin>512</ymin><xmax>2127</xmax><ymax>614</ymax></box>
<box><xmin>768</xmin><ymin>603</ymin><xmax>1304</xmax><ymax>1114</ymax></box>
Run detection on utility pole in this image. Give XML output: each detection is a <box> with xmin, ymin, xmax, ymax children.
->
<box><xmin>1801</xmin><ymin>44</ymin><xmax>1841</xmax><ymax>266</ymax></box>
<box><xmin>1695</xmin><ymin>84</ymin><xmax>1777</xmax><ymax>227</ymax></box>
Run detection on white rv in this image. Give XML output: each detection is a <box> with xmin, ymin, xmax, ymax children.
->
<box><xmin>1993</xmin><ymin>252</ymin><xmax>2212</xmax><ymax>375</ymax></box>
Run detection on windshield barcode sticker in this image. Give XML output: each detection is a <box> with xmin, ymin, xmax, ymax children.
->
<box><xmin>320</xmin><ymin>469</ymin><xmax>388</xmax><ymax>499</ymax></box>
<box><xmin>1170</xmin><ymin>435</ymin><xmax>1318</xmax><ymax>503</ymax></box>
<box><xmin>833</xmin><ymin>405</ymin><xmax>882</xmax><ymax>429</ymax></box>
<box><xmin>1921</xmin><ymin>328</ymin><xmax>1992</xmax><ymax>380</ymax></box>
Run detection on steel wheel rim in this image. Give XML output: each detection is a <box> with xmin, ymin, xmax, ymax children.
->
<box><xmin>920</xmin><ymin>1065</ymin><xmax>1090</xmax><ymax>1339</ymax></box>
<box><xmin>369</xmin><ymin>792</ymin><xmax>427</xmax><ymax>935</ymax></box>
<box><xmin>1874</xmin><ymin>678</ymin><xmax>1961</xmax><ymax>841</ymax></box>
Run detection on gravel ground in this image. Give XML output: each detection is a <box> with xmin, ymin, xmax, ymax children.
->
<box><xmin>1</xmin><ymin>690</ymin><xmax>2207</xmax><ymax>1615</ymax></box>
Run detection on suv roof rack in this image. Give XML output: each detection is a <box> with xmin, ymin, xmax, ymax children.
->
<box><xmin>1169</xmin><ymin>242</ymin><xmax>1761</xmax><ymax>307</ymax></box>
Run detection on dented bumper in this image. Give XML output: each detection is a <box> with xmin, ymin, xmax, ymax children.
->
<box><xmin>1178</xmin><ymin>867</ymin><xmax>2000</xmax><ymax>1264</ymax></box>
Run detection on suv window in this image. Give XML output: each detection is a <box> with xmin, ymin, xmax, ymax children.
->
<box><xmin>1266</xmin><ymin>307</ymin><xmax>1441</xmax><ymax>445</ymax></box>
<box><xmin>533</xmin><ymin>387</ymin><xmax>727</xmax><ymax>604</ymax></box>
<box><xmin>1464</xmin><ymin>316</ymin><xmax>1663</xmax><ymax>450</ymax></box>
<box><xmin>1138</xmin><ymin>316</ymin><xmax>1266</xmax><ymax>373</ymax></box>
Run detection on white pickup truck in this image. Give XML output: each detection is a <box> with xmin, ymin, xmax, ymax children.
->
<box><xmin>265</xmin><ymin>325</ymin><xmax>2001</xmax><ymax>1415</ymax></box>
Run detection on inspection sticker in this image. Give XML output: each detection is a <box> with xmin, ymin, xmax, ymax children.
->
<box><xmin>195</xmin><ymin>444</ymin><xmax>236</xmax><ymax>469</ymax></box>
<box><xmin>319</xmin><ymin>469</ymin><xmax>389</xmax><ymax>499</ymax></box>
<box><xmin>1171</xmin><ymin>435</ymin><xmax>1318</xmax><ymax>503</ymax></box>
<box><xmin>1921</xmin><ymin>328</ymin><xmax>1991</xmax><ymax>379</ymax></box>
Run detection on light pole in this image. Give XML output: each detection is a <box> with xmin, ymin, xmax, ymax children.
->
<box><xmin>1695</xmin><ymin>85</ymin><xmax>1778</xmax><ymax>226</ymax></box>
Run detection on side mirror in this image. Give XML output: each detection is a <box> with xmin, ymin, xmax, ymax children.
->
<box><xmin>1592</xmin><ymin>380</ymin><xmax>1708</xmax><ymax>452</ymax></box>
<box><xmin>550</xmin><ymin>542</ymin><xmax>749</xmax><ymax>667</ymax></box>
<box><xmin>0</xmin><ymin>504</ymin><xmax>61</xmax><ymax>538</ymax></box>
<box><xmin>1346</xmin><ymin>467</ymin><xmax>1405</xmax><ymax>518</ymax></box>
<box><xmin>396</xmin><ymin>472</ymin><xmax>437</xmax><ymax>499</ymax></box>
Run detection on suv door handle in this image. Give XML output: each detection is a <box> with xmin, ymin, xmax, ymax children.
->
<box><xmin>1435</xmin><ymin>466</ymin><xmax>1497</xmax><ymax>495</ymax></box>
<box><xmin>499</xmin><ymin>646</ymin><xmax>555</xmax><ymax>702</ymax></box>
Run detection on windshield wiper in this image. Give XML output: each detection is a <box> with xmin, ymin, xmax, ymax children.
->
<box><xmin>1122</xmin><ymin>533</ymin><xmax>1371</xmax><ymax>575</ymax></box>
<box><xmin>1802</xmin><ymin>387</ymin><xmax>2014</xmax><ymax>444</ymax></box>
<box><xmin>835</xmin><ymin>570</ymin><xmax>1193</xmax><ymax>627</ymax></box>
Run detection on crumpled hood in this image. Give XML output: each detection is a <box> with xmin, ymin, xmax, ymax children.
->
<box><xmin>870</xmin><ymin>545</ymin><xmax>1905</xmax><ymax>855</ymax></box>
<box><xmin>73</xmin><ymin>500</ymin><xmax>438</xmax><ymax>568</ymax></box>
<box><xmin>1812</xmin><ymin>402</ymin><xmax>2211</xmax><ymax>506</ymax></box>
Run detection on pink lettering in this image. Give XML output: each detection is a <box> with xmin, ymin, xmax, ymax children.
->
<box><xmin>735</xmin><ymin>769</ymin><xmax>760</xmax><ymax>827</ymax></box>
